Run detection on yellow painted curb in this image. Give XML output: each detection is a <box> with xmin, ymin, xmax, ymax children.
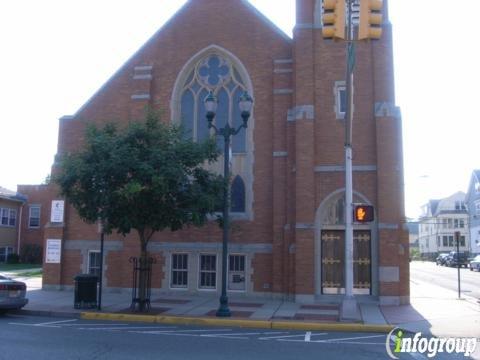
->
<box><xmin>81</xmin><ymin>312</ymin><xmax>156</xmax><ymax>323</ymax></box>
<box><xmin>81</xmin><ymin>312</ymin><xmax>394</xmax><ymax>333</ymax></box>
<box><xmin>272</xmin><ymin>321</ymin><xmax>394</xmax><ymax>333</ymax></box>
<box><xmin>81</xmin><ymin>312</ymin><xmax>271</xmax><ymax>329</ymax></box>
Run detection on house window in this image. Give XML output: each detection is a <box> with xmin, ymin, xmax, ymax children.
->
<box><xmin>460</xmin><ymin>236</ymin><xmax>466</xmax><ymax>247</ymax></box>
<box><xmin>29</xmin><ymin>205</ymin><xmax>41</xmax><ymax>228</ymax></box>
<box><xmin>448</xmin><ymin>236</ymin><xmax>454</xmax><ymax>247</ymax></box>
<box><xmin>443</xmin><ymin>236</ymin><xmax>448</xmax><ymax>247</ymax></box>
<box><xmin>334</xmin><ymin>81</ymin><xmax>347</xmax><ymax>119</ymax></box>
<box><xmin>199</xmin><ymin>254</ymin><xmax>216</xmax><ymax>289</ymax></box>
<box><xmin>9</xmin><ymin>209</ymin><xmax>16</xmax><ymax>227</ymax></box>
<box><xmin>1</xmin><ymin>209</ymin><xmax>8</xmax><ymax>226</ymax></box>
<box><xmin>88</xmin><ymin>251</ymin><xmax>101</xmax><ymax>278</ymax></box>
<box><xmin>0</xmin><ymin>247</ymin><xmax>13</xmax><ymax>262</ymax></box>
<box><xmin>475</xmin><ymin>201</ymin><xmax>480</xmax><ymax>215</ymax></box>
<box><xmin>171</xmin><ymin>253</ymin><xmax>188</xmax><ymax>288</ymax></box>
<box><xmin>455</xmin><ymin>201</ymin><xmax>466</xmax><ymax>210</ymax></box>
<box><xmin>228</xmin><ymin>254</ymin><xmax>246</xmax><ymax>291</ymax></box>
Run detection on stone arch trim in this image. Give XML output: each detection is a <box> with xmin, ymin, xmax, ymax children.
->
<box><xmin>313</xmin><ymin>188</ymin><xmax>379</xmax><ymax>298</ymax></box>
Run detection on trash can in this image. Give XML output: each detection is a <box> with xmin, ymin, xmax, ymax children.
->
<box><xmin>74</xmin><ymin>274</ymin><xmax>98</xmax><ymax>309</ymax></box>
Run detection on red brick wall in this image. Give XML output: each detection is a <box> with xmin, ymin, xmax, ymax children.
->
<box><xmin>33</xmin><ymin>0</ymin><xmax>408</xmax><ymax>301</ymax></box>
<box><xmin>17</xmin><ymin>184</ymin><xmax>60</xmax><ymax>250</ymax></box>
<box><xmin>251</xmin><ymin>253</ymin><xmax>272</xmax><ymax>293</ymax></box>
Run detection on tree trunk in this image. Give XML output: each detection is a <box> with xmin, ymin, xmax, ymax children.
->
<box><xmin>138</xmin><ymin>234</ymin><xmax>148</xmax><ymax>312</ymax></box>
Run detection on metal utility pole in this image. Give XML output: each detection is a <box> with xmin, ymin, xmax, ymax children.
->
<box><xmin>341</xmin><ymin>0</ymin><xmax>358</xmax><ymax>320</ymax></box>
<box><xmin>322</xmin><ymin>0</ymin><xmax>383</xmax><ymax>320</ymax></box>
<box><xmin>455</xmin><ymin>231</ymin><xmax>461</xmax><ymax>299</ymax></box>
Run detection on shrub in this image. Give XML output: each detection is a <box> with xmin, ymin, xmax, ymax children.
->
<box><xmin>20</xmin><ymin>244</ymin><xmax>43</xmax><ymax>264</ymax></box>
<box><xmin>6</xmin><ymin>253</ymin><xmax>20</xmax><ymax>264</ymax></box>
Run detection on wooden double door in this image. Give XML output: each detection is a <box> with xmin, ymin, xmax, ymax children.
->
<box><xmin>321</xmin><ymin>230</ymin><xmax>371</xmax><ymax>295</ymax></box>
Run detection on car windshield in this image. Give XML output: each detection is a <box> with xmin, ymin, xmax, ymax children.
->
<box><xmin>0</xmin><ymin>275</ymin><xmax>7</xmax><ymax>280</ymax></box>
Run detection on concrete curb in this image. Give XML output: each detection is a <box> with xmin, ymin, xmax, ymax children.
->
<box><xmin>81</xmin><ymin>312</ymin><xmax>395</xmax><ymax>333</ymax></box>
<box><xmin>15</xmin><ymin>309</ymin><xmax>81</xmax><ymax>319</ymax></box>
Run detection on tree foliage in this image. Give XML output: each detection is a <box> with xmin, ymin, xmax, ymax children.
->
<box><xmin>55</xmin><ymin>110</ymin><xmax>224</xmax><ymax>247</ymax></box>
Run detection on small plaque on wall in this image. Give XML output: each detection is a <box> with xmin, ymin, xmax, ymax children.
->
<box><xmin>45</xmin><ymin>239</ymin><xmax>62</xmax><ymax>264</ymax></box>
<box><xmin>51</xmin><ymin>200</ymin><xmax>64</xmax><ymax>223</ymax></box>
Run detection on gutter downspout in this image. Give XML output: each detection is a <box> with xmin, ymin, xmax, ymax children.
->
<box><xmin>17</xmin><ymin>203</ymin><xmax>24</xmax><ymax>254</ymax></box>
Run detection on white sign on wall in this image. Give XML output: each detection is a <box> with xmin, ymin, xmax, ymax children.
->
<box><xmin>45</xmin><ymin>239</ymin><xmax>62</xmax><ymax>264</ymax></box>
<box><xmin>51</xmin><ymin>200</ymin><xmax>65</xmax><ymax>223</ymax></box>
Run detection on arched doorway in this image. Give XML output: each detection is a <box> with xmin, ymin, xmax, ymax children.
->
<box><xmin>314</xmin><ymin>190</ymin><xmax>378</xmax><ymax>297</ymax></box>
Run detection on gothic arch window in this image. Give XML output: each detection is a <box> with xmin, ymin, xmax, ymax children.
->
<box><xmin>172</xmin><ymin>46</ymin><xmax>254</xmax><ymax>219</ymax></box>
<box><xmin>231</xmin><ymin>176</ymin><xmax>246</xmax><ymax>213</ymax></box>
<box><xmin>179</xmin><ymin>54</ymin><xmax>247</xmax><ymax>153</ymax></box>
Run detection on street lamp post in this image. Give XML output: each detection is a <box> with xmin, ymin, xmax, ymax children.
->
<box><xmin>204</xmin><ymin>90</ymin><xmax>253</xmax><ymax>317</ymax></box>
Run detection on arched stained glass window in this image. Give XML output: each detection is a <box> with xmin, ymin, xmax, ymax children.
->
<box><xmin>230</xmin><ymin>176</ymin><xmax>246</xmax><ymax>213</ymax></box>
<box><xmin>179</xmin><ymin>54</ymin><xmax>247</xmax><ymax>153</ymax></box>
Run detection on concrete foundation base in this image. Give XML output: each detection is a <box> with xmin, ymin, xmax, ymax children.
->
<box><xmin>340</xmin><ymin>296</ymin><xmax>361</xmax><ymax>321</ymax></box>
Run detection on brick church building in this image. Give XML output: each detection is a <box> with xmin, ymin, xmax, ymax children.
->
<box><xmin>19</xmin><ymin>0</ymin><xmax>409</xmax><ymax>306</ymax></box>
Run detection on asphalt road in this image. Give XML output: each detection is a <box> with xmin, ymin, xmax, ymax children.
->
<box><xmin>410</xmin><ymin>261</ymin><xmax>480</xmax><ymax>300</ymax></box>
<box><xmin>0</xmin><ymin>314</ymin><xmax>473</xmax><ymax>360</ymax></box>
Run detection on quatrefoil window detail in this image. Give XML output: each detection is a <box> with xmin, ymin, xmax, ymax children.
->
<box><xmin>198</xmin><ymin>55</ymin><xmax>230</xmax><ymax>87</ymax></box>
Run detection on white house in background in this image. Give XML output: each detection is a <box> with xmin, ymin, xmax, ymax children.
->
<box><xmin>406</xmin><ymin>221</ymin><xmax>419</xmax><ymax>249</ymax></box>
<box><xmin>465</xmin><ymin>170</ymin><xmax>480</xmax><ymax>255</ymax></box>
<box><xmin>418</xmin><ymin>192</ymin><xmax>469</xmax><ymax>259</ymax></box>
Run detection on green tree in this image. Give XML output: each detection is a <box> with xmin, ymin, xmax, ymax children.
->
<box><xmin>55</xmin><ymin>110</ymin><xmax>223</xmax><ymax>311</ymax></box>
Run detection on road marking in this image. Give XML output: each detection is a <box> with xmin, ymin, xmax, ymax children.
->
<box><xmin>8</xmin><ymin>319</ymin><xmax>78</xmax><ymax>328</ymax></box>
<box><xmin>79</xmin><ymin>326</ymin><xmax>176</xmax><ymax>331</ymax></box>
<box><xmin>201</xmin><ymin>335</ymin><xmax>251</xmax><ymax>340</ymax></box>
<box><xmin>9</xmin><ymin>323</ymin><xmax>60</xmax><ymax>328</ymax></box>
<box><xmin>259</xmin><ymin>333</ymin><xmax>326</xmax><ymax>340</ymax></box>
<box><xmin>63</xmin><ymin>323</ymin><xmax>130</xmax><ymax>327</ymax></box>
<box><xmin>202</xmin><ymin>332</ymin><xmax>262</xmax><ymax>337</ymax></box>
<box><xmin>305</xmin><ymin>331</ymin><xmax>312</xmax><ymax>342</ymax></box>
<box><xmin>130</xmin><ymin>329</ymin><xmax>233</xmax><ymax>334</ymax></box>
<box><xmin>34</xmin><ymin>319</ymin><xmax>78</xmax><ymax>326</ymax></box>
<box><xmin>313</xmin><ymin>334</ymin><xmax>386</xmax><ymax>343</ymax></box>
<box><xmin>277</xmin><ymin>339</ymin><xmax>385</xmax><ymax>346</ymax></box>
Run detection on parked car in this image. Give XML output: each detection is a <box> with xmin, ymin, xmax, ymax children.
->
<box><xmin>436</xmin><ymin>253</ymin><xmax>450</xmax><ymax>266</ymax></box>
<box><xmin>469</xmin><ymin>255</ymin><xmax>480</xmax><ymax>272</ymax></box>
<box><xmin>445</xmin><ymin>252</ymin><xmax>469</xmax><ymax>268</ymax></box>
<box><xmin>0</xmin><ymin>275</ymin><xmax>28</xmax><ymax>314</ymax></box>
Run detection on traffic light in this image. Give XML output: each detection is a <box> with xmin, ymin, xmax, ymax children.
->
<box><xmin>358</xmin><ymin>0</ymin><xmax>383</xmax><ymax>40</ymax></box>
<box><xmin>322</xmin><ymin>0</ymin><xmax>346</xmax><ymax>40</ymax></box>
<box><xmin>354</xmin><ymin>204</ymin><xmax>374</xmax><ymax>223</ymax></box>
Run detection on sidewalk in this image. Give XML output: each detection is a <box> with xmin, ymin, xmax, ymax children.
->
<box><xmin>10</xmin><ymin>275</ymin><xmax>480</xmax><ymax>337</ymax></box>
<box><xmin>381</xmin><ymin>277</ymin><xmax>480</xmax><ymax>338</ymax></box>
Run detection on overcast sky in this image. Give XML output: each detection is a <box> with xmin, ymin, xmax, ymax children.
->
<box><xmin>1</xmin><ymin>0</ymin><xmax>479</xmax><ymax>219</ymax></box>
